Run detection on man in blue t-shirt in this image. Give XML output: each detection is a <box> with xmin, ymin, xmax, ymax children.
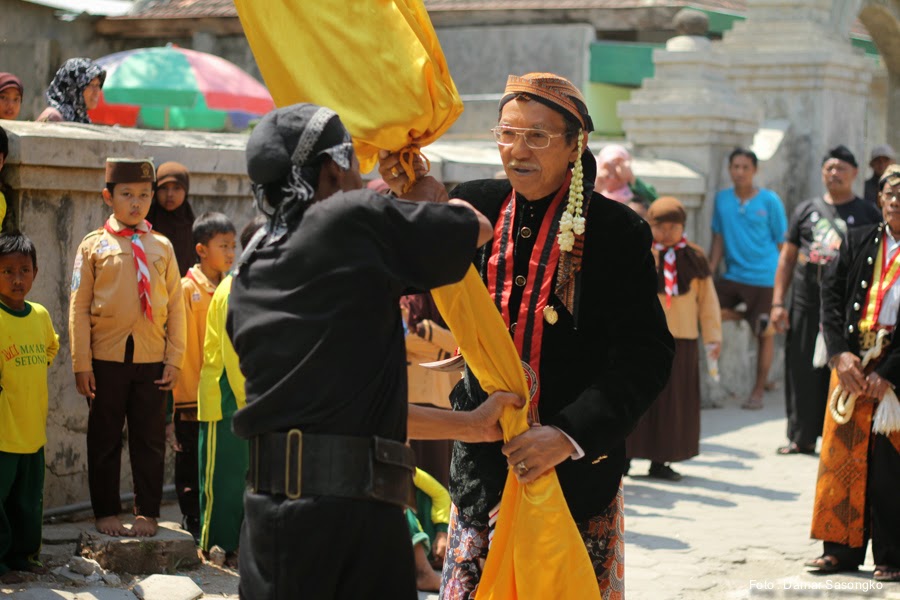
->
<box><xmin>709</xmin><ymin>148</ymin><xmax>788</xmax><ymax>410</ymax></box>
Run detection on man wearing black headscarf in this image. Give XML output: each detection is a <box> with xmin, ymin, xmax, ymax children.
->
<box><xmin>226</xmin><ymin>103</ymin><xmax>517</xmax><ymax>600</ymax></box>
<box><xmin>771</xmin><ymin>145</ymin><xmax>882</xmax><ymax>456</ymax></box>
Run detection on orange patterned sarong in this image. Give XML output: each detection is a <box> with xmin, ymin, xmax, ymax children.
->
<box><xmin>811</xmin><ymin>370</ymin><xmax>900</xmax><ymax>547</ymax></box>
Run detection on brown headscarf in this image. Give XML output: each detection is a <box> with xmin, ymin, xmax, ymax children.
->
<box><xmin>647</xmin><ymin>197</ymin><xmax>711</xmax><ymax>294</ymax></box>
<box><xmin>500</xmin><ymin>73</ymin><xmax>594</xmax><ymax>132</ymax></box>
<box><xmin>147</xmin><ymin>161</ymin><xmax>196</xmax><ymax>276</ymax></box>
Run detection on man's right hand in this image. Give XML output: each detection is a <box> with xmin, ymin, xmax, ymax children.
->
<box><xmin>75</xmin><ymin>371</ymin><xmax>96</xmax><ymax>400</ymax></box>
<box><xmin>402</xmin><ymin>176</ymin><xmax>449</xmax><ymax>204</ymax></box>
<box><xmin>464</xmin><ymin>391</ymin><xmax>525</xmax><ymax>443</ymax></box>
<box><xmin>835</xmin><ymin>352</ymin><xmax>866</xmax><ymax>395</ymax></box>
<box><xmin>771</xmin><ymin>306</ymin><xmax>789</xmax><ymax>333</ymax></box>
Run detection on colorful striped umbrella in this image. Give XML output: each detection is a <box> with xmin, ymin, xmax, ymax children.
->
<box><xmin>88</xmin><ymin>44</ymin><xmax>275</xmax><ymax>131</ymax></box>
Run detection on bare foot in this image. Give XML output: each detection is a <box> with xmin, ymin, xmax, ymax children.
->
<box><xmin>0</xmin><ymin>571</ymin><xmax>25</xmax><ymax>584</ymax></box>
<box><xmin>96</xmin><ymin>515</ymin><xmax>132</xmax><ymax>537</ymax></box>
<box><xmin>131</xmin><ymin>515</ymin><xmax>159</xmax><ymax>537</ymax></box>
<box><xmin>741</xmin><ymin>389</ymin><xmax>764</xmax><ymax>410</ymax></box>
<box><xmin>414</xmin><ymin>543</ymin><xmax>441</xmax><ymax>591</ymax></box>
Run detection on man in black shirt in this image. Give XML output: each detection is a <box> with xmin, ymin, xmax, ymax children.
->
<box><xmin>227</xmin><ymin>103</ymin><xmax>510</xmax><ymax>600</ymax></box>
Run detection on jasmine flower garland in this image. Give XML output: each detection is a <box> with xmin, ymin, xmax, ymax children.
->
<box><xmin>557</xmin><ymin>130</ymin><xmax>585</xmax><ymax>252</ymax></box>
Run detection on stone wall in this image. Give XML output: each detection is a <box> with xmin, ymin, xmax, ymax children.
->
<box><xmin>1</xmin><ymin>121</ymin><xmax>255</xmax><ymax>508</ymax></box>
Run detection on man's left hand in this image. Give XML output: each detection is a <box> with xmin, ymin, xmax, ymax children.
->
<box><xmin>502</xmin><ymin>425</ymin><xmax>576</xmax><ymax>484</ymax></box>
<box><xmin>155</xmin><ymin>365</ymin><xmax>181</xmax><ymax>391</ymax></box>
<box><xmin>865</xmin><ymin>372</ymin><xmax>892</xmax><ymax>401</ymax></box>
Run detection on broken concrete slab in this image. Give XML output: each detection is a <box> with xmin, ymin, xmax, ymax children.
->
<box><xmin>75</xmin><ymin>588</ymin><xmax>138</xmax><ymax>600</ymax></box>
<box><xmin>68</xmin><ymin>557</ymin><xmax>102</xmax><ymax>576</ymax></box>
<box><xmin>43</xmin><ymin>525</ymin><xmax>85</xmax><ymax>545</ymax></box>
<box><xmin>40</xmin><ymin>542</ymin><xmax>77</xmax><ymax>568</ymax></box>
<box><xmin>8</xmin><ymin>589</ymin><xmax>77</xmax><ymax>599</ymax></box>
<box><xmin>77</xmin><ymin>522</ymin><xmax>199</xmax><ymax>574</ymax></box>
<box><xmin>51</xmin><ymin>565</ymin><xmax>85</xmax><ymax>584</ymax></box>
<box><xmin>132</xmin><ymin>574</ymin><xmax>203</xmax><ymax>600</ymax></box>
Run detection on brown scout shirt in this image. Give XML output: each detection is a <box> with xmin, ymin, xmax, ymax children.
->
<box><xmin>69</xmin><ymin>216</ymin><xmax>186</xmax><ymax>373</ymax></box>
<box><xmin>173</xmin><ymin>265</ymin><xmax>216</xmax><ymax>410</ymax></box>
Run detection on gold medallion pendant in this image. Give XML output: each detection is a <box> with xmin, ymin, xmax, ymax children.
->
<box><xmin>543</xmin><ymin>305</ymin><xmax>559</xmax><ymax>325</ymax></box>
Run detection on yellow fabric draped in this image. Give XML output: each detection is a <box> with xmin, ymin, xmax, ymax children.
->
<box><xmin>232</xmin><ymin>0</ymin><xmax>463</xmax><ymax>174</ymax></box>
<box><xmin>432</xmin><ymin>268</ymin><xmax>600</xmax><ymax>599</ymax></box>
<box><xmin>232</xmin><ymin>1</ymin><xmax>596</xmax><ymax>594</ymax></box>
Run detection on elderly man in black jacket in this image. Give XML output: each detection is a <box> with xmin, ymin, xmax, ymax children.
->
<box><xmin>809</xmin><ymin>164</ymin><xmax>900</xmax><ymax>582</ymax></box>
<box><xmin>381</xmin><ymin>72</ymin><xmax>674</xmax><ymax>598</ymax></box>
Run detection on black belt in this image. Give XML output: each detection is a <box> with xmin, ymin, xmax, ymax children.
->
<box><xmin>248</xmin><ymin>431</ymin><xmax>415</xmax><ymax>508</ymax></box>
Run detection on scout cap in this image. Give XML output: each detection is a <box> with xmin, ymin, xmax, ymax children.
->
<box><xmin>106</xmin><ymin>158</ymin><xmax>156</xmax><ymax>185</ymax></box>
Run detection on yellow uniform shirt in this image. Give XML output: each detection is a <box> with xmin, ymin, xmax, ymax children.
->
<box><xmin>0</xmin><ymin>301</ymin><xmax>60</xmax><ymax>453</ymax></box>
<box><xmin>0</xmin><ymin>190</ymin><xmax>7</xmax><ymax>230</ymax></box>
<box><xmin>174</xmin><ymin>265</ymin><xmax>217</xmax><ymax>410</ymax></box>
<box><xmin>198</xmin><ymin>276</ymin><xmax>246</xmax><ymax>422</ymax></box>
<box><xmin>413</xmin><ymin>468</ymin><xmax>450</xmax><ymax>527</ymax></box>
<box><xmin>68</xmin><ymin>216</ymin><xmax>186</xmax><ymax>372</ymax></box>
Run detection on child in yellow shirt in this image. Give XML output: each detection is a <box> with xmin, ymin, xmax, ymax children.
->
<box><xmin>172</xmin><ymin>212</ymin><xmax>236</xmax><ymax>542</ymax></box>
<box><xmin>197</xmin><ymin>215</ymin><xmax>264</xmax><ymax>561</ymax></box>
<box><xmin>0</xmin><ymin>233</ymin><xmax>59</xmax><ymax>583</ymax></box>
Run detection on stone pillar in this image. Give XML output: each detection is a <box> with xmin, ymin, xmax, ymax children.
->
<box><xmin>618</xmin><ymin>10</ymin><xmax>758</xmax><ymax>251</ymax></box>
<box><xmin>719</xmin><ymin>0</ymin><xmax>873</xmax><ymax>208</ymax></box>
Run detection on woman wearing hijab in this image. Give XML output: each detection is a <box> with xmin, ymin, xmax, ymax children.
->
<box><xmin>36</xmin><ymin>58</ymin><xmax>105</xmax><ymax>124</ymax></box>
<box><xmin>147</xmin><ymin>162</ymin><xmax>196</xmax><ymax>277</ymax></box>
<box><xmin>0</xmin><ymin>73</ymin><xmax>24</xmax><ymax>121</ymax></box>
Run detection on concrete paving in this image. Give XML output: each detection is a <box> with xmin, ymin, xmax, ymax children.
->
<box><xmin>624</xmin><ymin>389</ymin><xmax>900</xmax><ymax>599</ymax></box>
<box><xmin>6</xmin><ymin>387</ymin><xmax>900</xmax><ymax>600</ymax></box>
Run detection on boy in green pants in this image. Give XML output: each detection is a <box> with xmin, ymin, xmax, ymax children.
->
<box><xmin>0</xmin><ymin>233</ymin><xmax>60</xmax><ymax>583</ymax></box>
<box><xmin>197</xmin><ymin>216</ymin><xmax>265</xmax><ymax>562</ymax></box>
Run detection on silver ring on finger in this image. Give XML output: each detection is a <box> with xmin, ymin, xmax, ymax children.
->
<box><xmin>390</xmin><ymin>167</ymin><xmax>400</xmax><ymax>178</ymax></box>
<box><xmin>516</xmin><ymin>461</ymin><xmax>528</xmax><ymax>475</ymax></box>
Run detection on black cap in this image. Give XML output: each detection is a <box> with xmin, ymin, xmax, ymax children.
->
<box><xmin>246</xmin><ymin>103</ymin><xmax>350</xmax><ymax>185</ymax></box>
<box><xmin>823</xmin><ymin>144</ymin><xmax>858</xmax><ymax>169</ymax></box>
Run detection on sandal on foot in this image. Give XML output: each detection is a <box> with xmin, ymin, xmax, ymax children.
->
<box><xmin>777</xmin><ymin>443</ymin><xmax>816</xmax><ymax>455</ymax></box>
<box><xmin>804</xmin><ymin>555</ymin><xmax>858</xmax><ymax>574</ymax></box>
<box><xmin>741</xmin><ymin>399</ymin><xmax>764</xmax><ymax>410</ymax></box>
<box><xmin>874</xmin><ymin>565</ymin><xmax>900</xmax><ymax>582</ymax></box>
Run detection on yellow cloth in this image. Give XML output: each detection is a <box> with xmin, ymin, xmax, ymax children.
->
<box><xmin>413</xmin><ymin>467</ymin><xmax>451</xmax><ymax>527</ymax></box>
<box><xmin>432</xmin><ymin>268</ymin><xmax>600</xmax><ymax>600</ymax></box>
<box><xmin>232</xmin><ymin>0</ymin><xmax>463</xmax><ymax>173</ymax></box>
<box><xmin>198</xmin><ymin>276</ymin><xmax>246</xmax><ymax>422</ymax></box>
<box><xmin>0</xmin><ymin>301</ymin><xmax>59</xmax><ymax>453</ymax></box>
<box><xmin>174</xmin><ymin>265</ymin><xmax>217</xmax><ymax>410</ymax></box>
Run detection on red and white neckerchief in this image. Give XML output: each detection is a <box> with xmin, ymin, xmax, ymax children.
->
<box><xmin>653</xmin><ymin>237</ymin><xmax>688</xmax><ymax>308</ymax></box>
<box><xmin>104</xmin><ymin>219</ymin><xmax>154</xmax><ymax>321</ymax></box>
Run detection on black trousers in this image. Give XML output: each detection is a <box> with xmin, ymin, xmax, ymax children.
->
<box><xmin>823</xmin><ymin>434</ymin><xmax>900</xmax><ymax>567</ymax></box>
<box><xmin>88</xmin><ymin>359</ymin><xmax>166</xmax><ymax>518</ymax></box>
<box><xmin>784</xmin><ymin>301</ymin><xmax>830</xmax><ymax>447</ymax></box>
<box><xmin>239</xmin><ymin>492</ymin><xmax>416</xmax><ymax>600</ymax></box>
<box><xmin>174</xmin><ymin>412</ymin><xmax>200</xmax><ymax>520</ymax></box>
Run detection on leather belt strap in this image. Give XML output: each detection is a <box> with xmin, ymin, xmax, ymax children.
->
<box><xmin>248</xmin><ymin>431</ymin><xmax>415</xmax><ymax>508</ymax></box>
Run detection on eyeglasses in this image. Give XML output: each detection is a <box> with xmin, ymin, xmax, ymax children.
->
<box><xmin>491</xmin><ymin>126</ymin><xmax>563</xmax><ymax>149</ymax></box>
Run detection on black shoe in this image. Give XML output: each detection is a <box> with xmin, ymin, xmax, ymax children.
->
<box><xmin>181</xmin><ymin>515</ymin><xmax>200</xmax><ymax>543</ymax></box>
<box><xmin>648</xmin><ymin>462</ymin><xmax>682</xmax><ymax>481</ymax></box>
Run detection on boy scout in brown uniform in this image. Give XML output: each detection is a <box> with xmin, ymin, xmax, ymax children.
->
<box><xmin>69</xmin><ymin>158</ymin><xmax>186</xmax><ymax>537</ymax></box>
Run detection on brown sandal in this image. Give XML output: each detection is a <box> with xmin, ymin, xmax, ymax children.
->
<box><xmin>804</xmin><ymin>555</ymin><xmax>858</xmax><ymax>573</ymax></box>
<box><xmin>874</xmin><ymin>565</ymin><xmax>900</xmax><ymax>582</ymax></box>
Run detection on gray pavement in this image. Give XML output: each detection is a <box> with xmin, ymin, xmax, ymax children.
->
<box><xmin>7</xmin><ymin>387</ymin><xmax>900</xmax><ymax>599</ymax></box>
<box><xmin>624</xmin><ymin>389</ymin><xmax>900</xmax><ymax>599</ymax></box>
